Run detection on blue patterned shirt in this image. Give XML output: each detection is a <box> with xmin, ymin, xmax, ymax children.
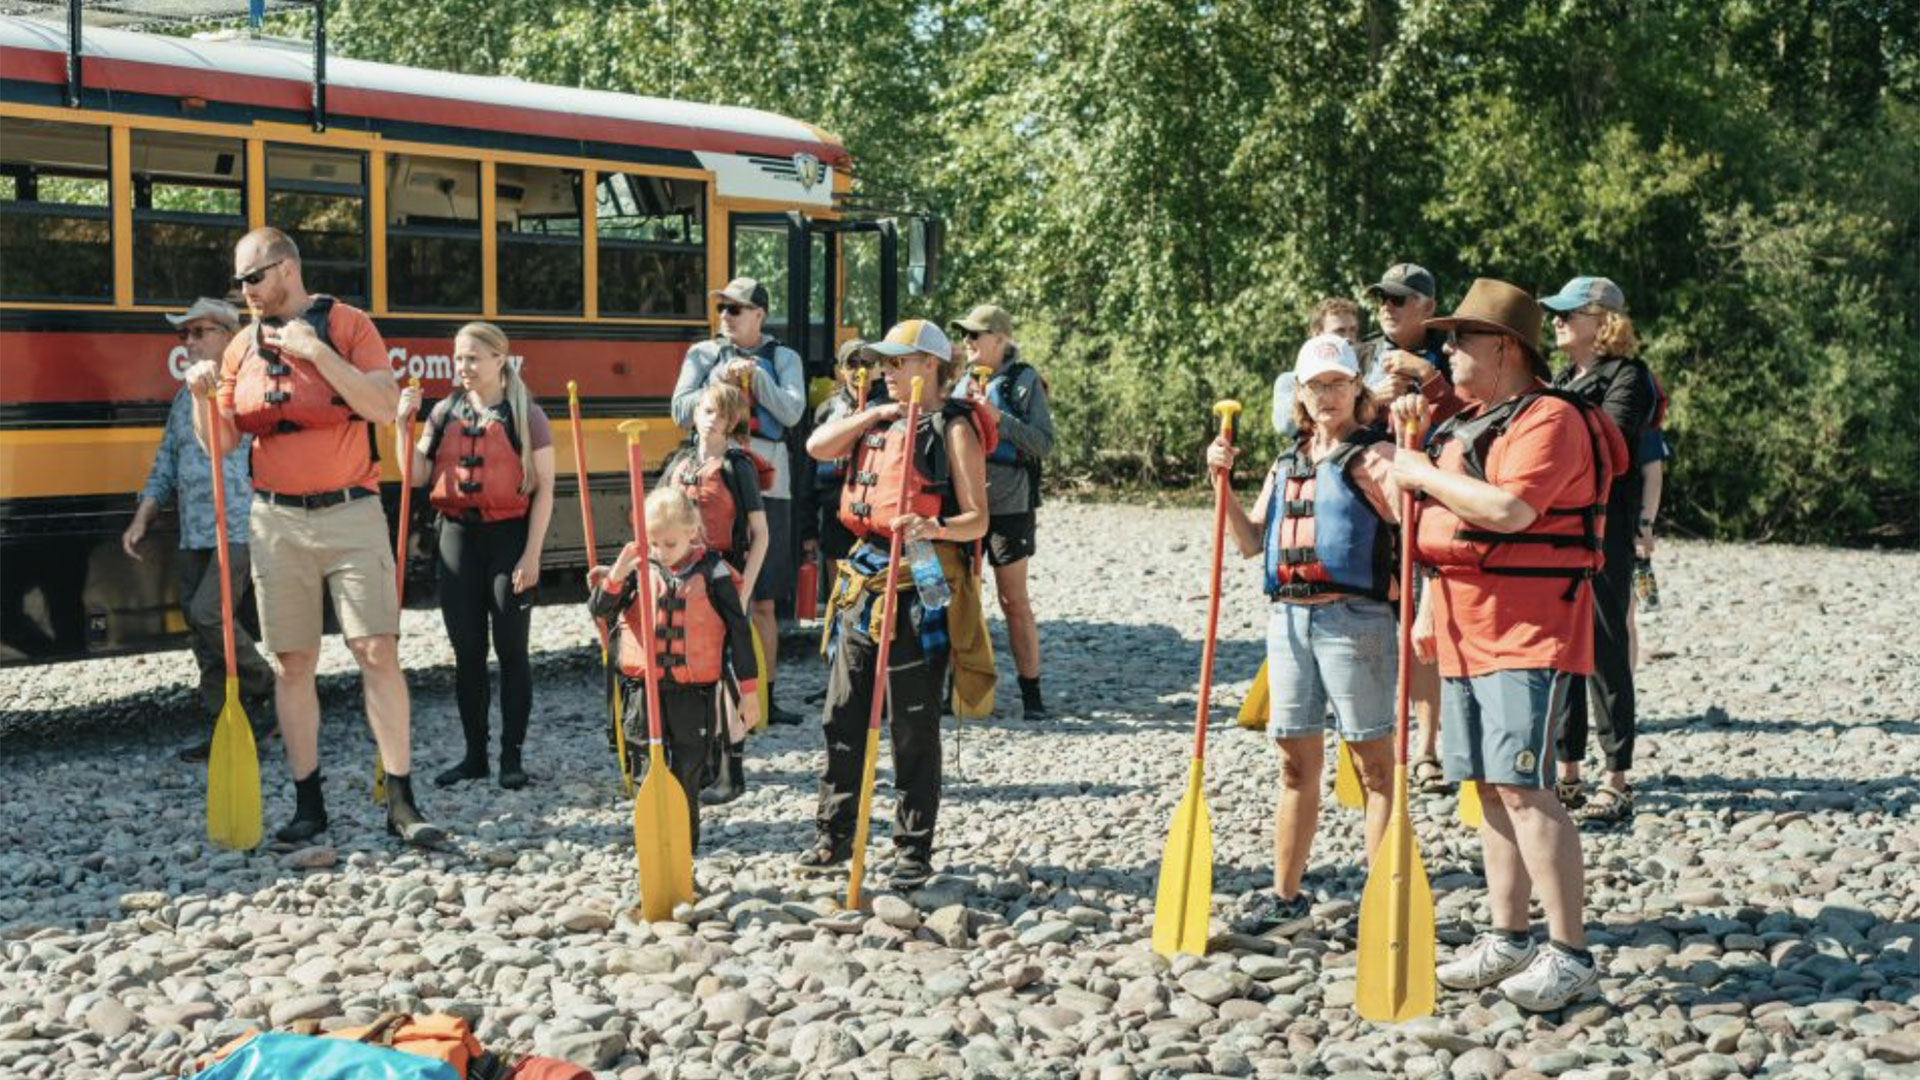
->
<box><xmin>140</xmin><ymin>387</ymin><xmax>254</xmax><ymax>549</ymax></box>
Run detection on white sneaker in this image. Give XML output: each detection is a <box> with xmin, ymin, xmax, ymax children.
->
<box><xmin>1437</xmin><ymin>932</ymin><xmax>1538</xmax><ymax>990</ymax></box>
<box><xmin>1500</xmin><ymin>945</ymin><xmax>1601</xmax><ymax>1011</ymax></box>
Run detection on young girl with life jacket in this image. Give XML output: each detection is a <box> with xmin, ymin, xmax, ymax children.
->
<box><xmin>1207</xmin><ymin>333</ymin><xmax>1401</xmax><ymax>934</ymax></box>
<box><xmin>396</xmin><ymin>321</ymin><xmax>555</xmax><ymax>792</ymax></box>
<box><xmin>797</xmin><ymin>320</ymin><xmax>992</xmax><ymax>891</ymax></box>
<box><xmin>660</xmin><ymin>382</ymin><xmax>770</xmax><ymax>804</ymax></box>
<box><xmin>586</xmin><ymin>487</ymin><xmax>760</xmax><ymax>851</ymax></box>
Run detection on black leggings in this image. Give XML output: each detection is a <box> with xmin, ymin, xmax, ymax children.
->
<box><xmin>1558</xmin><ymin>508</ymin><xmax>1638</xmax><ymax>773</ymax></box>
<box><xmin>438</xmin><ymin>516</ymin><xmax>534</xmax><ymax>757</ymax></box>
<box><xmin>816</xmin><ymin>598</ymin><xmax>946</xmax><ymax>861</ymax></box>
<box><xmin>622</xmin><ymin>680</ymin><xmax>718</xmax><ymax>849</ymax></box>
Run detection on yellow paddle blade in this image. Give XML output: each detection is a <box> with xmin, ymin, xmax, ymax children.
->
<box><xmin>1235</xmin><ymin>661</ymin><xmax>1270</xmax><ymax>731</ymax></box>
<box><xmin>750</xmin><ymin>626</ymin><xmax>771</xmax><ymax>733</ymax></box>
<box><xmin>206</xmin><ymin>678</ymin><xmax>262</xmax><ymax>851</ymax></box>
<box><xmin>606</xmin><ymin>648</ymin><xmax>633</xmax><ymax>796</ymax></box>
<box><xmin>1336</xmin><ymin>739</ymin><xmax>1364</xmax><ymax>810</ymax></box>
<box><xmin>844</xmin><ymin>726</ymin><xmax>884</xmax><ymax>911</ymax></box>
<box><xmin>1459</xmin><ymin>778</ymin><xmax>1484</xmax><ymax>828</ymax></box>
<box><xmin>373</xmin><ymin>756</ymin><xmax>386</xmax><ymax>804</ymax></box>
<box><xmin>1356</xmin><ymin>765</ymin><xmax>1437</xmax><ymax>1023</ymax></box>
<box><xmin>633</xmin><ymin>743</ymin><xmax>695</xmax><ymax>922</ymax></box>
<box><xmin>1152</xmin><ymin>760</ymin><xmax>1214</xmax><ymax>959</ymax></box>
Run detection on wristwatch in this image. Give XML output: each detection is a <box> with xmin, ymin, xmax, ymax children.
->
<box><xmin>1638</xmin><ymin>517</ymin><xmax>1655</xmax><ymax>531</ymax></box>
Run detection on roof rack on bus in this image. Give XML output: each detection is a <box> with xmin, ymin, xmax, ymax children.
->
<box><xmin>10</xmin><ymin>0</ymin><xmax>330</xmax><ymax>130</ymax></box>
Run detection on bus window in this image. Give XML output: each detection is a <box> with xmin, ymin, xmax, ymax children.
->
<box><xmin>386</xmin><ymin>154</ymin><xmax>481</xmax><ymax>312</ymax></box>
<box><xmin>497</xmin><ymin>164</ymin><xmax>582</xmax><ymax>315</ymax></box>
<box><xmin>132</xmin><ymin>130</ymin><xmax>246</xmax><ymax>306</ymax></box>
<box><xmin>0</xmin><ymin>116</ymin><xmax>111</xmax><ymax>302</ymax></box>
<box><xmin>596</xmin><ymin>173</ymin><xmax>705</xmax><ymax>317</ymax></box>
<box><xmin>267</xmin><ymin>143</ymin><xmax>368</xmax><ymax>305</ymax></box>
<box><xmin>731</xmin><ymin>216</ymin><xmax>824</xmax><ymax>334</ymax></box>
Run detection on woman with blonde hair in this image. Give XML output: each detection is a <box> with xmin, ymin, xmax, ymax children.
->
<box><xmin>1539</xmin><ymin>277</ymin><xmax>1655</xmax><ymax>824</ymax></box>
<box><xmin>397</xmin><ymin>321</ymin><xmax>556</xmax><ymax>790</ymax></box>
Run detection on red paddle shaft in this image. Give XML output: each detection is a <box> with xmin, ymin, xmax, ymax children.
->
<box><xmin>1191</xmin><ymin>405</ymin><xmax>1240</xmax><ymax>762</ymax></box>
<box><xmin>1393</xmin><ymin>417</ymin><xmax>1423</xmax><ymax>766</ymax></box>
<box><xmin>569</xmin><ymin>383</ymin><xmax>609</xmax><ymax>650</ymax></box>
<box><xmin>862</xmin><ymin>380</ymin><xmax>926</xmax><ymax>736</ymax></box>
<box><xmin>626</xmin><ymin>441</ymin><xmax>666</xmax><ymax>746</ymax></box>
<box><xmin>395</xmin><ymin>378</ymin><xmax>420</xmax><ymax>602</ymax></box>
<box><xmin>203</xmin><ymin>392</ymin><xmax>239</xmax><ymax>679</ymax></box>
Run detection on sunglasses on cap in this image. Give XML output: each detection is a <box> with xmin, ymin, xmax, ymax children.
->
<box><xmin>231</xmin><ymin>259</ymin><xmax>283</xmax><ymax>288</ymax></box>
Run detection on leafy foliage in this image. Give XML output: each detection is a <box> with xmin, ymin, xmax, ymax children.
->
<box><xmin>323</xmin><ymin>0</ymin><xmax>1918</xmax><ymax>543</ymax></box>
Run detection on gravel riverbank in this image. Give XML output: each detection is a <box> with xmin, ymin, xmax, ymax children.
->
<box><xmin>2</xmin><ymin>500</ymin><xmax>1916</xmax><ymax>1079</ymax></box>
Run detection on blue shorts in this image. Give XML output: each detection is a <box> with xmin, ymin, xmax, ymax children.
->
<box><xmin>1440</xmin><ymin>669</ymin><xmax>1575</xmax><ymax>788</ymax></box>
<box><xmin>1266</xmin><ymin>598</ymin><xmax>1397</xmax><ymax>743</ymax></box>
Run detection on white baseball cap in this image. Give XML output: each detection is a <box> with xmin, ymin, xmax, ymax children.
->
<box><xmin>861</xmin><ymin>318</ymin><xmax>952</xmax><ymax>361</ymax></box>
<box><xmin>1293</xmin><ymin>333</ymin><xmax>1360</xmax><ymax>382</ymax></box>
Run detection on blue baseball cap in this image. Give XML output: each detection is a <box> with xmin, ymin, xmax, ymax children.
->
<box><xmin>1539</xmin><ymin>276</ymin><xmax>1626</xmax><ymax>313</ymax></box>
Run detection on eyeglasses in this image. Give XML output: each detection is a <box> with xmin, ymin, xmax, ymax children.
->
<box><xmin>1380</xmin><ymin>294</ymin><xmax>1412</xmax><ymax>309</ymax></box>
<box><xmin>231</xmin><ymin>260</ymin><xmax>283</xmax><ymax>288</ymax></box>
<box><xmin>1299</xmin><ymin>378</ymin><xmax>1359</xmax><ymax>396</ymax></box>
<box><xmin>716</xmin><ymin>304</ymin><xmax>746</xmax><ymax>317</ymax></box>
<box><xmin>1445</xmin><ymin>330</ymin><xmax>1501</xmax><ymax>349</ymax></box>
<box><xmin>961</xmin><ymin>330</ymin><xmax>982</xmax><ymax>342</ymax></box>
<box><xmin>1553</xmin><ymin>308</ymin><xmax>1595</xmax><ymax>322</ymax></box>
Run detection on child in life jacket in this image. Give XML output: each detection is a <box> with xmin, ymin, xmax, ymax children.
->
<box><xmin>660</xmin><ymin>383</ymin><xmax>769</xmax><ymax>805</ymax></box>
<box><xmin>587</xmin><ymin>487</ymin><xmax>760</xmax><ymax>849</ymax></box>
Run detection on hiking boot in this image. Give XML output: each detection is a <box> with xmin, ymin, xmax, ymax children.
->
<box><xmin>766</xmin><ymin>701</ymin><xmax>805</xmax><ymax>727</ymax></box>
<box><xmin>384</xmin><ymin>773</ymin><xmax>447</xmax><ymax>848</ymax></box>
<box><xmin>1438</xmin><ymin>931</ymin><xmax>1539</xmax><ymax>991</ymax></box>
<box><xmin>700</xmin><ymin>741</ymin><xmax>745</xmax><ymax>805</ymax></box>
<box><xmin>888</xmin><ymin>850</ymin><xmax>933</xmax><ymax>891</ymax></box>
<box><xmin>1019</xmin><ymin>676</ymin><xmax>1050</xmax><ymax>721</ymax></box>
<box><xmin>793</xmin><ymin>839</ymin><xmax>851</xmax><ymax>875</ymax></box>
<box><xmin>1231</xmin><ymin>891</ymin><xmax>1313</xmax><ymax>936</ymax></box>
<box><xmin>498</xmin><ymin>748</ymin><xmax>528</xmax><ymax>791</ymax></box>
<box><xmin>274</xmin><ymin>772</ymin><xmax>328</xmax><ymax>845</ymax></box>
<box><xmin>1500</xmin><ymin>943</ymin><xmax>1601</xmax><ymax>1012</ymax></box>
<box><xmin>435</xmin><ymin>753</ymin><xmax>489</xmax><ymax>788</ymax></box>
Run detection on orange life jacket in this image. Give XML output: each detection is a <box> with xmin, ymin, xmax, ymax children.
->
<box><xmin>615</xmin><ymin>548</ymin><xmax>729</xmax><ymax>685</ymax></box>
<box><xmin>666</xmin><ymin>445</ymin><xmax>768</xmax><ymax>556</ymax></box>
<box><xmin>231</xmin><ymin>295</ymin><xmax>360</xmax><ymax>436</ymax></box>
<box><xmin>838</xmin><ymin>399</ymin><xmax>998</xmax><ymax>542</ymax></box>
<box><xmin>1417</xmin><ymin>388</ymin><xmax>1629</xmax><ymax>599</ymax></box>
<box><xmin>426</xmin><ymin>397</ymin><xmax>530</xmax><ymax>523</ymax></box>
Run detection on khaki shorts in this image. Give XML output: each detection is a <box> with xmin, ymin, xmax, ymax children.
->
<box><xmin>248</xmin><ymin>494</ymin><xmax>399</xmax><ymax>653</ymax></box>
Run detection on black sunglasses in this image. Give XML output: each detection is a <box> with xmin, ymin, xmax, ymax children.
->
<box><xmin>961</xmin><ymin>330</ymin><xmax>982</xmax><ymax>341</ymax></box>
<box><xmin>716</xmin><ymin>304</ymin><xmax>746</xmax><ymax>317</ymax></box>
<box><xmin>231</xmin><ymin>259</ymin><xmax>283</xmax><ymax>288</ymax></box>
<box><xmin>1380</xmin><ymin>294</ymin><xmax>1413</xmax><ymax>308</ymax></box>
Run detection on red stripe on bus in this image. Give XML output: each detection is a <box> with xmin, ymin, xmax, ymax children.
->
<box><xmin>0</xmin><ymin>47</ymin><xmax>850</xmax><ymax>165</ymax></box>
<box><xmin>0</xmin><ymin>331</ymin><xmax>688</xmax><ymax>404</ymax></box>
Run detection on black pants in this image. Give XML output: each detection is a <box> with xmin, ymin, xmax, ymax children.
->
<box><xmin>437</xmin><ymin>516</ymin><xmax>533</xmax><ymax>759</ymax></box>
<box><xmin>622</xmin><ymin>679</ymin><xmax>718</xmax><ymax>849</ymax></box>
<box><xmin>177</xmin><ymin>546</ymin><xmax>275</xmax><ymax>716</ymax></box>
<box><xmin>1559</xmin><ymin>512</ymin><xmax>1638</xmax><ymax>773</ymax></box>
<box><xmin>816</xmin><ymin>598</ymin><xmax>945</xmax><ymax>861</ymax></box>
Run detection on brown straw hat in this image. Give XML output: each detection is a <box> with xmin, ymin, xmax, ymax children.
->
<box><xmin>1426</xmin><ymin>278</ymin><xmax>1547</xmax><ymax>371</ymax></box>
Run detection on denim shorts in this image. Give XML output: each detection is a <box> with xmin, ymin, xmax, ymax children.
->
<box><xmin>1440</xmin><ymin>669</ymin><xmax>1575</xmax><ymax>788</ymax></box>
<box><xmin>1266</xmin><ymin>598</ymin><xmax>1397</xmax><ymax>743</ymax></box>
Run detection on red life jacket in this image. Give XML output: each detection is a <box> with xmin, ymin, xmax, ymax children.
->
<box><xmin>615</xmin><ymin>548</ymin><xmax>729</xmax><ymax>685</ymax></box>
<box><xmin>1417</xmin><ymin>388</ymin><xmax>1629</xmax><ymax>600</ymax></box>
<box><xmin>425</xmin><ymin>396</ymin><xmax>529</xmax><ymax>523</ymax></box>
<box><xmin>231</xmin><ymin>296</ymin><xmax>360</xmax><ymax>436</ymax></box>
<box><xmin>665</xmin><ymin>446</ymin><xmax>762</xmax><ymax>556</ymax></box>
<box><xmin>838</xmin><ymin>399</ymin><xmax>998</xmax><ymax>542</ymax></box>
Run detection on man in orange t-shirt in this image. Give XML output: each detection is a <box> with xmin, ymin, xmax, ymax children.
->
<box><xmin>1389</xmin><ymin>278</ymin><xmax>1605</xmax><ymax>1014</ymax></box>
<box><xmin>186</xmin><ymin>227</ymin><xmax>442</xmax><ymax>848</ymax></box>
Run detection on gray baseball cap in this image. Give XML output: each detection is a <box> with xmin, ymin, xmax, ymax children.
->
<box><xmin>164</xmin><ymin>297</ymin><xmax>240</xmax><ymax>330</ymax></box>
<box><xmin>709</xmin><ymin>277</ymin><xmax>770</xmax><ymax>311</ymax></box>
<box><xmin>1364</xmin><ymin>263</ymin><xmax>1437</xmax><ymax>301</ymax></box>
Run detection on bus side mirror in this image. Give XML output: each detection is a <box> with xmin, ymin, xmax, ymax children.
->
<box><xmin>907</xmin><ymin>214</ymin><xmax>943</xmax><ymax>297</ymax></box>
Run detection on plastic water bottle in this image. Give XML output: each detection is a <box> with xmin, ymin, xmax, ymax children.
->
<box><xmin>903</xmin><ymin>537</ymin><xmax>951</xmax><ymax>609</ymax></box>
<box><xmin>1633</xmin><ymin>557</ymin><xmax>1661</xmax><ymax>611</ymax></box>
